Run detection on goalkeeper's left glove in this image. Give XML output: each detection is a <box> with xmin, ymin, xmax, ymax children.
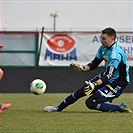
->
<box><xmin>84</xmin><ymin>81</ymin><xmax>98</xmax><ymax>95</ymax></box>
<box><xmin>70</xmin><ymin>63</ymin><xmax>86</xmax><ymax>72</ymax></box>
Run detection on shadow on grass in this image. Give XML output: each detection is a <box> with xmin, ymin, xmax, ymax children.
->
<box><xmin>8</xmin><ymin>108</ymin><xmax>101</xmax><ymax>114</ymax></box>
<box><xmin>8</xmin><ymin>108</ymin><xmax>127</xmax><ymax>115</ymax></box>
<box><xmin>62</xmin><ymin>110</ymin><xmax>102</xmax><ymax>114</ymax></box>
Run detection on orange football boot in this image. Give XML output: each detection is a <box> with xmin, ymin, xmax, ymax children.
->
<box><xmin>0</xmin><ymin>103</ymin><xmax>11</xmax><ymax>113</ymax></box>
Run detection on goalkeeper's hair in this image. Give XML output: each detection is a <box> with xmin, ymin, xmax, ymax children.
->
<box><xmin>102</xmin><ymin>27</ymin><xmax>116</xmax><ymax>40</ymax></box>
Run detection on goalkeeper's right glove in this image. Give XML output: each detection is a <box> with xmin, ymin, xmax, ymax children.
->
<box><xmin>70</xmin><ymin>63</ymin><xmax>85</xmax><ymax>72</ymax></box>
<box><xmin>84</xmin><ymin>81</ymin><xmax>98</xmax><ymax>95</ymax></box>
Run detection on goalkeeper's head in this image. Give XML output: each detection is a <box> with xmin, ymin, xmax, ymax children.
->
<box><xmin>100</xmin><ymin>27</ymin><xmax>116</xmax><ymax>48</ymax></box>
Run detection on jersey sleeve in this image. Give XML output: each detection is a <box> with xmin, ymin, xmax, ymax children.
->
<box><xmin>87</xmin><ymin>57</ymin><xmax>102</xmax><ymax>70</ymax></box>
<box><xmin>95</xmin><ymin>46</ymin><xmax>103</xmax><ymax>60</ymax></box>
<box><xmin>87</xmin><ymin>47</ymin><xmax>103</xmax><ymax>70</ymax></box>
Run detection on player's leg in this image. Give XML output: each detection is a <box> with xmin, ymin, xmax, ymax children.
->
<box><xmin>85</xmin><ymin>93</ymin><xmax>123</xmax><ymax>112</ymax></box>
<box><xmin>44</xmin><ymin>75</ymin><xmax>101</xmax><ymax>112</ymax></box>
<box><xmin>57</xmin><ymin>74</ymin><xmax>102</xmax><ymax>110</ymax></box>
<box><xmin>0</xmin><ymin>68</ymin><xmax>4</xmax><ymax>80</ymax></box>
<box><xmin>44</xmin><ymin>84</ymin><xmax>87</xmax><ymax>112</ymax></box>
<box><xmin>0</xmin><ymin>68</ymin><xmax>11</xmax><ymax>113</ymax></box>
<box><xmin>85</xmin><ymin>85</ymin><xmax>132</xmax><ymax>113</ymax></box>
<box><xmin>57</xmin><ymin>83</ymin><xmax>90</xmax><ymax>111</ymax></box>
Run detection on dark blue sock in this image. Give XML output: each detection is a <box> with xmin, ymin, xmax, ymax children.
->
<box><xmin>57</xmin><ymin>93</ymin><xmax>78</xmax><ymax>111</ymax></box>
<box><xmin>96</xmin><ymin>103</ymin><xmax>122</xmax><ymax>112</ymax></box>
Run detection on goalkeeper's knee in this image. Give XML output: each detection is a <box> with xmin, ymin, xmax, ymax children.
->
<box><xmin>85</xmin><ymin>93</ymin><xmax>102</xmax><ymax>109</ymax></box>
<box><xmin>85</xmin><ymin>98</ymin><xmax>97</xmax><ymax>109</ymax></box>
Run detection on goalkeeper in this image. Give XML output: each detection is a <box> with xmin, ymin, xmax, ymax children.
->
<box><xmin>44</xmin><ymin>27</ymin><xmax>132</xmax><ymax>113</ymax></box>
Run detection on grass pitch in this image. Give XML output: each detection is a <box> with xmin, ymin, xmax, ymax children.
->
<box><xmin>0</xmin><ymin>93</ymin><xmax>133</xmax><ymax>133</ymax></box>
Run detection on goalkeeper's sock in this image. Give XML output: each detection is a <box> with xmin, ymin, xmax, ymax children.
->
<box><xmin>96</xmin><ymin>103</ymin><xmax>122</xmax><ymax>112</ymax></box>
<box><xmin>57</xmin><ymin>93</ymin><xmax>78</xmax><ymax>111</ymax></box>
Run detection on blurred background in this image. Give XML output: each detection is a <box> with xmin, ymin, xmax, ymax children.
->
<box><xmin>0</xmin><ymin>0</ymin><xmax>132</xmax><ymax>93</ymax></box>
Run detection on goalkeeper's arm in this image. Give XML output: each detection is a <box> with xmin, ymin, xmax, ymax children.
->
<box><xmin>70</xmin><ymin>57</ymin><xmax>102</xmax><ymax>72</ymax></box>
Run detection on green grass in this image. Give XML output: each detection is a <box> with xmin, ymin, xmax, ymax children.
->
<box><xmin>0</xmin><ymin>93</ymin><xmax>133</xmax><ymax>133</ymax></box>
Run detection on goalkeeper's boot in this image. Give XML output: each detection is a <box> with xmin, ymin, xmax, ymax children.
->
<box><xmin>44</xmin><ymin>106</ymin><xmax>59</xmax><ymax>112</ymax></box>
<box><xmin>119</xmin><ymin>102</ymin><xmax>132</xmax><ymax>113</ymax></box>
<box><xmin>0</xmin><ymin>103</ymin><xmax>11</xmax><ymax>113</ymax></box>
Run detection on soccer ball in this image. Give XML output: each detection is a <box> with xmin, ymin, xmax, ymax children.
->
<box><xmin>30</xmin><ymin>79</ymin><xmax>46</xmax><ymax>95</ymax></box>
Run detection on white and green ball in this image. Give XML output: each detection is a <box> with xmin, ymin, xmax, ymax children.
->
<box><xmin>30</xmin><ymin>79</ymin><xmax>46</xmax><ymax>95</ymax></box>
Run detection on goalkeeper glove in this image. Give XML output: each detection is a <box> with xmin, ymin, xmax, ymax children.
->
<box><xmin>70</xmin><ymin>63</ymin><xmax>85</xmax><ymax>72</ymax></box>
<box><xmin>84</xmin><ymin>81</ymin><xmax>98</xmax><ymax>95</ymax></box>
